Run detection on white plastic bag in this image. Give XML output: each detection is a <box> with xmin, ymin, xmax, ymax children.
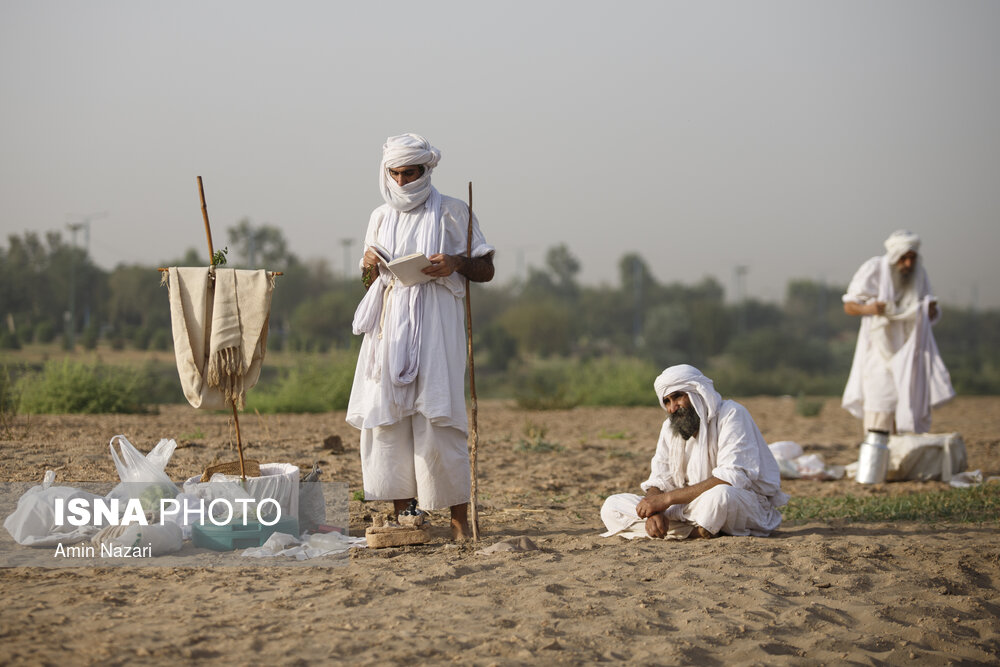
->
<box><xmin>91</xmin><ymin>519</ymin><xmax>183</xmax><ymax>557</ymax></box>
<box><xmin>106</xmin><ymin>435</ymin><xmax>180</xmax><ymax>513</ymax></box>
<box><xmin>3</xmin><ymin>470</ymin><xmax>103</xmax><ymax>546</ymax></box>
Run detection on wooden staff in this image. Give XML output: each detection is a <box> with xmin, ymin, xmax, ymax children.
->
<box><xmin>198</xmin><ymin>176</ymin><xmax>215</xmax><ymax>261</ymax></box>
<box><xmin>197</xmin><ymin>176</ymin><xmax>249</xmax><ymax>482</ymax></box>
<box><xmin>465</xmin><ymin>181</ymin><xmax>480</xmax><ymax>541</ymax></box>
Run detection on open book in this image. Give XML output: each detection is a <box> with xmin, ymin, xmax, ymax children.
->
<box><xmin>370</xmin><ymin>242</ymin><xmax>434</xmax><ymax>287</ymax></box>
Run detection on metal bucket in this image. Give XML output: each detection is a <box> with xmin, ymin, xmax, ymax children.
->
<box><xmin>856</xmin><ymin>430</ymin><xmax>890</xmax><ymax>484</ymax></box>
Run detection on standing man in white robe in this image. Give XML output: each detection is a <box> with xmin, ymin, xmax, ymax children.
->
<box><xmin>601</xmin><ymin>365</ymin><xmax>787</xmax><ymax>540</ymax></box>
<box><xmin>841</xmin><ymin>230</ymin><xmax>954</xmax><ymax>435</ymax></box>
<box><xmin>347</xmin><ymin>133</ymin><xmax>495</xmax><ymax>540</ymax></box>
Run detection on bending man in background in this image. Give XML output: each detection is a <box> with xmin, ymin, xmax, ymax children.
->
<box><xmin>347</xmin><ymin>133</ymin><xmax>495</xmax><ymax>540</ymax></box>
<box><xmin>841</xmin><ymin>230</ymin><xmax>954</xmax><ymax>435</ymax></box>
<box><xmin>601</xmin><ymin>365</ymin><xmax>787</xmax><ymax>540</ymax></box>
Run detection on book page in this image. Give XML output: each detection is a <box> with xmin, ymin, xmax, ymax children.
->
<box><xmin>369</xmin><ymin>242</ymin><xmax>391</xmax><ymax>265</ymax></box>
<box><xmin>387</xmin><ymin>253</ymin><xmax>434</xmax><ymax>286</ymax></box>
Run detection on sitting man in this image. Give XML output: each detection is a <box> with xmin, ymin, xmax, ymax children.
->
<box><xmin>601</xmin><ymin>365</ymin><xmax>788</xmax><ymax>540</ymax></box>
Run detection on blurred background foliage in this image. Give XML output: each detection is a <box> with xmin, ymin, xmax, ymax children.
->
<box><xmin>2</xmin><ymin>224</ymin><xmax>998</xmax><ymax>413</ymax></box>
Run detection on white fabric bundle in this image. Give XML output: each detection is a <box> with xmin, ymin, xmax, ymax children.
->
<box><xmin>166</xmin><ymin>267</ymin><xmax>274</xmax><ymax>410</ymax></box>
<box><xmin>889</xmin><ymin>299</ymin><xmax>956</xmax><ymax>432</ymax></box>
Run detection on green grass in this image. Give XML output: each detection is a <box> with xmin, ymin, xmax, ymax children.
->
<box><xmin>515</xmin><ymin>421</ymin><xmax>564</xmax><ymax>453</ymax></box>
<box><xmin>246</xmin><ymin>352</ymin><xmax>357</xmax><ymax>413</ymax></box>
<box><xmin>782</xmin><ymin>485</ymin><xmax>1000</xmax><ymax>524</ymax></box>
<box><xmin>513</xmin><ymin>356</ymin><xmax>660</xmax><ymax>409</ymax></box>
<box><xmin>17</xmin><ymin>360</ymin><xmax>155</xmax><ymax>414</ymax></box>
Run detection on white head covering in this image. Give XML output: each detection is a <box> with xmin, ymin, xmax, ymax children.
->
<box><xmin>884</xmin><ymin>229</ymin><xmax>921</xmax><ymax>265</ymax></box>
<box><xmin>654</xmin><ymin>364</ymin><xmax>722</xmax><ymax>424</ymax></box>
<box><xmin>653</xmin><ymin>365</ymin><xmax>723</xmax><ymax>489</ymax></box>
<box><xmin>379</xmin><ymin>133</ymin><xmax>441</xmax><ymax>212</ymax></box>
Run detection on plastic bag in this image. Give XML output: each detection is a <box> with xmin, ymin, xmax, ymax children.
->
<box><xmin>106</xmin><ymin>435</ymin><xmax>179</xmax><ymax>513</ymax></box>
<box><xmin>91</xmin><ymin>517</ymin><xmax>183</xmax><ymax>556</ymax></box>
<box><xmin>182</xmin><ymin>463</ymin><xmax>299</xmax><ymax>523</ymax></box>
<box><xmin>3</xmin><ymin>470</ymin><xmax>103</xmax><ymax>546</ymax></box>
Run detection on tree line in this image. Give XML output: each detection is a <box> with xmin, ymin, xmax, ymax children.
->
<box><xmin>2</xmin><ymin>223</ymin><xmax>998</xmax><ymax>397</ymax></box>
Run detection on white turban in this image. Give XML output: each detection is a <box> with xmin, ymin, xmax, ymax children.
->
<box><xmin>379</xmin><ymin>133</ymin><xmax>441</xmax><ymax>212</ymax></box>
<box><xmin>884</xmin><ymin>229</ymin><xmax>921</xmax><ymax>265</ymax></box>
<box><xmin>654</xmin><ymin>364</ymin><xmax>722</xmax><ymax>424</ymax></box>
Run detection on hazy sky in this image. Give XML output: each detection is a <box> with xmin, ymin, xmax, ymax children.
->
<box><xmin>2</xmin><ymin>1</ymin><xmax>998</xmax><ymax>307</ymax></box>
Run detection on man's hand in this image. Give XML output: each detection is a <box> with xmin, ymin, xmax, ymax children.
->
<box><xmin>423</xmin><ymin>253</ymin><xmax>460</xmax><ymax>278</ymax></box>
<box><xmin>363</xmin><ymin>248</ymin><xmax>382</xmax><ymax>272</ymax></box>
<box><xmin>645</xmin><ymin>514</ymin><xmax>668</xmax><ymax>539</ymax></box>
<box><xmin>636</xmin><ymin>492</ymin><xmax>671</xmax><ymax>518</ymax></box>
<box><xmin>929</xmin><ymin>300</ymin><xmax>938</xmax><ymax>320</ymax></box>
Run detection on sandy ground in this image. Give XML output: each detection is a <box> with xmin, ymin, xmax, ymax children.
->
<box><xmin>1</xmin><ymin>396</ymin><xmax>999</xmax><ymax>665</ymax></box>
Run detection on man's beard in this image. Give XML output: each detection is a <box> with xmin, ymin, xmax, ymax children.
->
<box><xmin>670</xmin><ymin>406</ymin><xmax>701</xmax><ymax>440</ymax></box>
<box><xmin>895</xmin><ymin>265</ymin><xmax>915</xmax><ymax>286</ymax></box>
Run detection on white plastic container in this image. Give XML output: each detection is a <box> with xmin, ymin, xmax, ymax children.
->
<box><xmin>183</xmin><ymin>463</ymin><xmax>299</xmax><ymax>524</ymax></box>
<box><xmin>856</xmin><ymin>431</ymin><xmax>890</xmax><ymax>484</ymax></box>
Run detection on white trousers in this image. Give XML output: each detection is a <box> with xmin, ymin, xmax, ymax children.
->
<box><xmin>600</xmin><ymin>486</ymin><xmax>782</xmax><ymax>539</ymax></box>
<box><xmin>360</xmin><ymin>414</ymin><xmax>470</xmax><ymax>510</ymax></box>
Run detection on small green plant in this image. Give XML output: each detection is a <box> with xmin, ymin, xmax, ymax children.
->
<box><xmin>212</xmin><ymin>246</ymin><xmax>229</xmax><ymax>266</ymax></box>
<box><xmin>351</xmin><ymin>490</ymin><xmax>365</xmax><ymax>502</ymax></box>
<box><xmin>598</xmin><ymin>429</ymin><xmax>629</xmax><ymax>440</ymax></box>
<box><xmin>179</xmin><ymin>428</ymin><xmax>205</xmax><ymax>441</ymax></box>
<box><xmin>515</xmin><ymin>421</ymin><xmax>563</xmax><ymax>453</ymax></box>
<box><xmin>795</xmin><ymin>393</ymin><xmax>824</xmax><ymax>418</ymax></box>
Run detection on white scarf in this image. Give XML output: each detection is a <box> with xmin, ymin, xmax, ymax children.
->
<box><xmin>653</xmin><ymin>365</ymin><xmax>722</xmax><ymax>490</ymax></box>
<box><xmin>378</xmin><ymin>133</ymin><xmax>441</xmax><ymax>212</ymax></box>
<box><xmin>352</xmin><ymin>188</ymin><xmax>464</xmax><ymax>405</ymax></box>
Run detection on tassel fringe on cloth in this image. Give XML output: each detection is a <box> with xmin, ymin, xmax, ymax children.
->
<box><xmin>164</xmin><ymin>267</ymin><xmax>275</xmax><ymax>410</ymax></box>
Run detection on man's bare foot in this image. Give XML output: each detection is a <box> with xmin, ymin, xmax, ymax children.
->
<box><xmin>450</xmin><ymin>502</ymin><xmax>471</xmax><ymax>541</ymax></box>
<box><xmin>689</xmin><ymin>526</ymin><xmax>716</xmax><ymax>539</ymax></box>
<box><xmin>451</xmin><ymin>518</ymin><xmax>472</xmax><ymax>541</ymax></box>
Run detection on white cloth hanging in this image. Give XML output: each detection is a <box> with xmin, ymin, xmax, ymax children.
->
<box><xmin>165</xmin><ymin>267</ymin><xmax>274</xmax><ymax>409</ymax></box>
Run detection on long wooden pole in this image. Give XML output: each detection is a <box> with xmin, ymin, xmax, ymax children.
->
<box><xmin>197</xmin><ymin>176</ymin><xmax>248</xmax><ymax>482</ymax></box>
<box><xmin>465</xmin><ymin>181</ymin><xmax>480</xmax><ymax>541</ymax></box>
<box><xmin>198</xmin><ymin>176</ymin><xmax>215</xmax><ymax>262</ymax></box>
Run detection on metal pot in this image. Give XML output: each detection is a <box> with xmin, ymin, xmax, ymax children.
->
<box><xmin>856</xmin><ymin>430</ymin><xmax>890</xmax><ymax>484</ymax></box>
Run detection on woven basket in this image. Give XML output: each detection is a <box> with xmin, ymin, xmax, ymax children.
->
<box><xmin>200</xmin><ymin>459</ymin><xmax>261</xmax><ymax>482</ymax></box>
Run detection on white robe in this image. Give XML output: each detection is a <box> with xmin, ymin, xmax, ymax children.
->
<box><xmin>841</xmin><ymin>256</ymin><xmax>955</xmax><ymax>433</ymax></box>
<box><xmin>601</xmin><ymin>400</ymin><xmax>788</xmax><ymax>538</ymax></box>
<box><xmin>347</xmin><ymin>195</ymin><xmax>493</xmax><ymax>432</ymax></box>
